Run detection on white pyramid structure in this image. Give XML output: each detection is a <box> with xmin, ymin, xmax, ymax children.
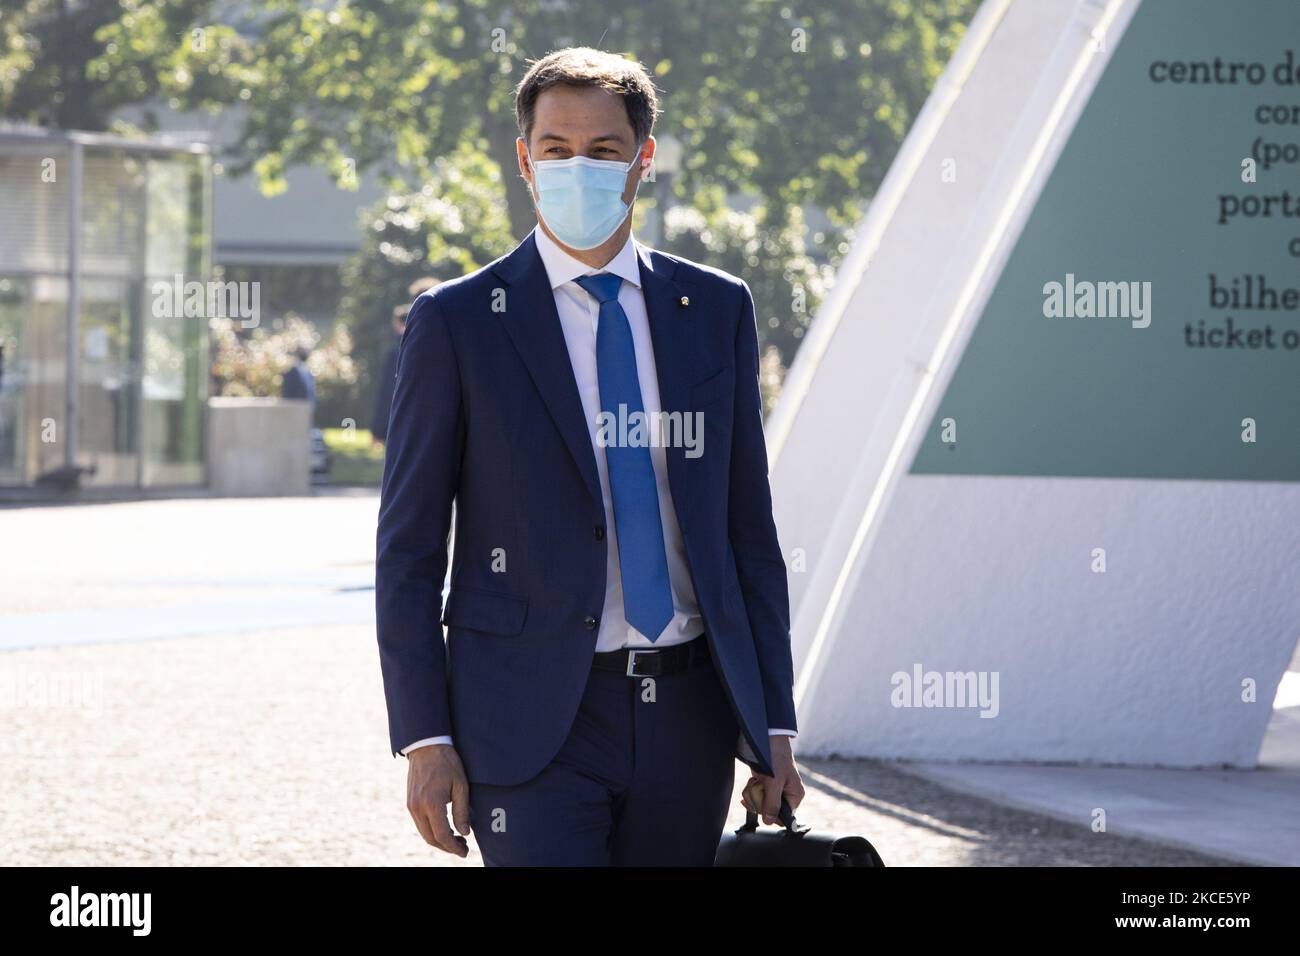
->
<box><xmin>769</xmin><ymin>0</ymin><xmax>1300</xmax><ymax>767</ymax></box>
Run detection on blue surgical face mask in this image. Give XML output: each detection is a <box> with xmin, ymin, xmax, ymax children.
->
<box><xmin>527</xmin><ymin>148</ymin><xmax>643</xmax><ymax>250</ymax></box>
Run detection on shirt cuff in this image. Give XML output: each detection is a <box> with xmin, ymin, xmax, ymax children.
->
<box><xmin>400</xmin><ymin>736</ymin><xmax>453</xmax><ymax>755</ymax></box>
<box><xmin>768</xmin><ymin>728</ymin><xmax>798</xmax><ymax>738</ymax></box>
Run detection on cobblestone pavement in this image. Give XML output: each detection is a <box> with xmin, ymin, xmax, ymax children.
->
<box><xmin>1</xmin><ymin>623</ymin><xmax>1232</xmax><ymax>867</ymax></box>
<box><xmin>0</xmin><ymin>497</ymin><xmax>1236</xmax><ymax>866</ymax></box>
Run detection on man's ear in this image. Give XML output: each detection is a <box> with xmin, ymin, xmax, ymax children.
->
<box><xmin>516</xmin><ymin>136</ymin><xmax>533</xmax><ymax>183</ymax></box>
<box><xmin>639</xmin><ymin>135</ymin><xmax>657</xmax><ymax>178</ymax></box>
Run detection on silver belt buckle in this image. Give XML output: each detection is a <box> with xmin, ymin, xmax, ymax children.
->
<box><xmin>626</xmin><ymin>648</ymin><xmax>654</xmax><ymax>677</ymax></box>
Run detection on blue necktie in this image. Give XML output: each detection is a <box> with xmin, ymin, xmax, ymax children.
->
<box><xmin>575</xmin><ymin>273</ymin><xmax>675</xmax><ymax>643</ymax></box>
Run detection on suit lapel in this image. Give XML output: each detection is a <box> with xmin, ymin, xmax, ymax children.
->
<box><xmin>637</xmin><ymin>243</ymin><xmax>699</xmax><ymax>531</ymax></box>
<box><xmin>493</xmin><ymin>233</ymin><xmax>604</xmax><ymax>509</ymax></box>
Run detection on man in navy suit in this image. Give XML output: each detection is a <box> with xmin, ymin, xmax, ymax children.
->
<box><xmin>376</xmin><ymin>46</ymin><xmax>803</xmax><ymax>865</ymax></box>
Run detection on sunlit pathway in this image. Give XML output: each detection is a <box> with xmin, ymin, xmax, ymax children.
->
<box><xmin>0</xmin><ymin>622</ymin><xmax>1233</xmax><ymax>867</ymax></box>
<box><xmin>0</xmin><ymin>496</ymin><xmax>1237</xmax><ymax>866</ymax></box>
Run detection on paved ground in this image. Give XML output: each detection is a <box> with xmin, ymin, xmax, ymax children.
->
<box><xmin>2</xmin><ymin>623</ymin><xmax>1237</xmax><ymax>867</ymax></box>
<box><xmin>0</xmin><ymin>495</ymin><xmax>1251</xmax><ymax>866</ymax></box>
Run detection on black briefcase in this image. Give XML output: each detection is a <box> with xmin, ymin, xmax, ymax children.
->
<box><xmin>713</xmin><ymin>798</ymin><xmax>886</xmax><ymax>867</ymax></box>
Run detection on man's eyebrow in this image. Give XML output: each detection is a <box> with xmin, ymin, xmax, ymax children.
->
<box><xmin>534</xmin><ymin>132</ymin><xmax>629</xmax><ymax>143</ymax></box>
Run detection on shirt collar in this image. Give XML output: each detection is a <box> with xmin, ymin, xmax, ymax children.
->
<box><xmin>532</xmin><ymin>225</ymin><xmax>642</xmax><ymax>291</ymax></box>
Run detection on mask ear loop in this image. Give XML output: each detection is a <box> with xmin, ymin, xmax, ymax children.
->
<box><xmin>627</xmin><ymin>145</ymin><xmax>651</xmax><ymax>202</ymax></box>
<box><xmin>631</xmin><ymin>144</ymin><xmax>651</xmax><ymax>180</ymax></box>
<box><xmin>522</xmin><ymin>146</ymin><xmax>542</xmax><ymax>205</ymax></box>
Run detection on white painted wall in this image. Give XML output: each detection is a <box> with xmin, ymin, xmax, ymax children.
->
<box><xmin>796</xmin><ymin>475</ymin><xmax>1300</xmax><ymax>766</ymax></box>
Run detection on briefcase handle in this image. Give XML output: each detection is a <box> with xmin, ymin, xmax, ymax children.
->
<box><xmin>739</xmin><ymin>796</ymin><xmax>810</xmax><ymax>835</ymax></box>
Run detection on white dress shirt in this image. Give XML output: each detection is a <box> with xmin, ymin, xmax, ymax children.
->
<box><xmin>402</xmin><ymin>227</ymin><xmax>795</xmax><ymax>754</ymax></box>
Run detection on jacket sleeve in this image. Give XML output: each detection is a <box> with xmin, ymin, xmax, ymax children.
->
<box><xmin>374</xmin><ymin>292</ymin><xmax>464</xmax><ymax>755</ymax></box>
<box><xmin>728</xmin><ymin>279</ymin><xmax>798</xmax><ymax>733</ymax></box>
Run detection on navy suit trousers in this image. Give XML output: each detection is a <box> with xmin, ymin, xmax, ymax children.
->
<box><xmin>468</xmin><ymin>644</ymin><xmax>739</xmax><ymax>866</ymax></box>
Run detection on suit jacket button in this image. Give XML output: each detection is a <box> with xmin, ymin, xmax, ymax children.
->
<box><xmin>594</xmin><ymin>525</ymin><xmax>605</xmax><ymax>541</ymax></box>
<box><xmin>584</xmin><ymin>615</ymin><xmax>599</xmax><ymax>630</ymax></box>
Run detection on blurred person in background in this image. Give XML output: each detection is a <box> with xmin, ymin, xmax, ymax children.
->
<box><xmin>373</xmin><ymin>278</ymin><xmax>440</xmax><ymax>447</ymax></box>
<box><xmin>282</xmin><ymin>344</ymin><xmax>329</xmax><ymax>476</ymax></box>
<box><xmin>280</xmin><ymin>344</ymin><xmax>317</xmax><ymax>412</ymax></box>
<box><xmin>370</xmin><ymin>305</ymin><xmax>409</xmax><ymax>447</ymax></box>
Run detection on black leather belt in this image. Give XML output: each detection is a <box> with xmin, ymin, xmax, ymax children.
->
<box><xmin>592</xmin><ymin>634</ymin><xmax>710</xmax><ymax>677</ymax></box>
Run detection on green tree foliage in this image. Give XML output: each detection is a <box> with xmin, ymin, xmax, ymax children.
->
<box><xmin>0</xmin><ymin>0</ymin><xmax>253</xmax><ymax>132</ymax></box>
<box><xmin>3</xmin><ymin>0</ymin><xmax>977</xmax><ymax>403</ymax></box>
<box><xmin>339</xmin><ymin>143</ymin><xmax>516</xmax><ymax>428</ymax></box>
<box><xmin>225</xmin><ymin>0</ymin><xmax>974</xmax><ymax>242</ymax></box>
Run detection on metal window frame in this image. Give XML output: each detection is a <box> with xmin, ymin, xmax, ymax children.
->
<box><xmin>0</xmin><ymin>127</ymin><xmax>211</xmax><ymax>487</ymax></box>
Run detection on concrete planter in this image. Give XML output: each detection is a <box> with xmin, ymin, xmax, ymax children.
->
<box><xmin>206</xmin><ymin>397</ymin><xmax>311</xmax><ymax>496</ymax></box>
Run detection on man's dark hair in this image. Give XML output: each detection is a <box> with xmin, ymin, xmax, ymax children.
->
<box><xmin>514</xmin><ymin>47</ymin><xmax>659</xmax><ymax>145</ymax></box>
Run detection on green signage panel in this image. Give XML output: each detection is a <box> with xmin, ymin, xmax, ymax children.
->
<box><xmin>911</xmin><ymin>0</ymin><xmax>1300</xmax><ymax>480</ymax></box>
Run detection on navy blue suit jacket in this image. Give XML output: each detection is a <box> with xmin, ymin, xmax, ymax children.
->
<box><xmin>375</xmin><ymin>232</ymin><xmax>796</xmax><ymax>785</ymax></box>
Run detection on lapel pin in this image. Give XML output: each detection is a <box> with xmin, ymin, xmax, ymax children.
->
<box><xmin>679</xmin><ymin>295</ymin><xmax>690</xmax><ymax>307</ymax></box>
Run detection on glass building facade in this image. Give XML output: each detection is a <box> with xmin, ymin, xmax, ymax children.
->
<box><xmin>0</xmin><ymin>130</ymin><xmax>211</xmax><ymax>492</ymax></box>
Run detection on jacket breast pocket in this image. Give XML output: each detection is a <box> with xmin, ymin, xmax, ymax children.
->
<box><xmin>441</xmin><ymin>585</ymin><xmax>529</xmax><ymax>636</ymax></box>
<box><xmin>691</xmin><ymin>366</ymin><xmax>732</xmax><ymax>409</ymax></box>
